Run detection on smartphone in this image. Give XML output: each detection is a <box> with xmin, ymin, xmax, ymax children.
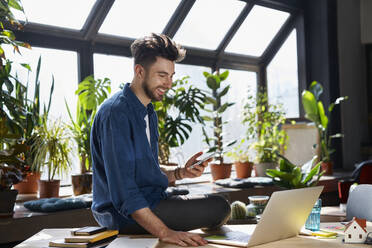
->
<box><xmin>189</xmin><ymin>152</ymin><xmax>217</xmax><ymax>169</ymax></box>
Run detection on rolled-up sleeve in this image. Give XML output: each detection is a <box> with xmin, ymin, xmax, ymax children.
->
<box><xmin>100</xmin><ymin>110</ymin><xmax>149</xmax><ymax>217</ymax></box>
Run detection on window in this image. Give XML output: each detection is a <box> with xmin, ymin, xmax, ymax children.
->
<box><xmin>99</xmin><ymin>0</ymin><xmax>181</xmax><ymax>38</ymax></box>
<box><xmin>225</xmin><ymin>5</ymin><xmax>289</xmax><ymax>56</ymax></box>
<box><xmin>221</xmin><ymin>69</ymin><xmax>257</xmax><ymax>163</ymax></box>
<box><xmin>349</xmin><ymin>234</ymin><xmax>351</xmax><ymax>238</ymax></box>
<box><xmin>360</xmin><ymin>234</ymin><xmax>363</xmax><ymax>239</ymax></box>
<box><xmin>93</xmin><ymin>53</ymin><xmax>133</xmax><ymax>96</ymax></box>
<box><xmin>3</xmin><ymin>45</ymin><xmax>79</xmax><ymax>181</ymax></box>
<box><xmin>170</xmin><ymin>63</ymin><xmax>211</xmax><ymax>165</ymax></box>
<box><xmin>267</xmin><ymin>29</ymin><xmax>299</xmax><ymax>118</ymax></box>
<box><xmin>12</xmin><ymin>0</ymin><xmax>96</xmax><ymax>30</ymax></box>
<box><xmin>173</xmin><ymin>0</ymin><xmax>245</xmax><ymax>50</ymax></box>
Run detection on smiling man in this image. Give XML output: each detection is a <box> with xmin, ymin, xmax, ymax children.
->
<box><xmin>90</xmin><ymin>33</ymin><xmax>231</xmax><ymax>247</ymax></box>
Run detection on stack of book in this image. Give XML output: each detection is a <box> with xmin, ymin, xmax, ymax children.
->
<box><xmin>49</xmin><ymin>226</ymin><xmax>118</xmax><ymax>248</ymax></box>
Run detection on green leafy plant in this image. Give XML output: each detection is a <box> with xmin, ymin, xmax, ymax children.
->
<box><xmin>0</xmin><ymin>0</ymin><xmax>30</xmax><ymax>191</ymax></box>
<box><xmin>0</xmin><ymin>117</ymin><xmax>27</xmax><ymax>190</ymax></box>
<box><xmin>31</xmin><ymin>118</ymin><xmax>72</xmax><ymax>181</ymax></box>
<box><xmin>301</xmin><ymin>81</ymin><xmax>348</xmax><ymax>162</ymax></box>
<box><xmin>266</xmin><ymin>154</ymin><xmax>324</xmax><ymax>189</ymax></box>
<box><xmin>201</xmin><ymin>70</ymin><xmax>235</xmax><ymax>164</ymax></box>
<box><xmin>226</xmin><ymin>138</ymin><xmax>251</xmax><ymax>163</ymax></box>
<box><xmin>66</xmin><ymin>75</ymin><xmax>111</xmax><ymax>173</ymax></box>
<box><xmin>153</xmin><ymin>76</ymin><xmax>206</xmax><ymax>164</ymax></box>
<box><xmin>242</xmin><ymin>90</ymin><xmax>288</xmax><ymax>163</ymax></box>
<box><xmin>13</xmin><ymin>56</ymin><xmax>54</xmax><ymax>170</ymax></box>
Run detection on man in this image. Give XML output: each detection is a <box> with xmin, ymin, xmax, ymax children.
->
<box><xmin>91</xmin><ymin>33</ymin><xmax>231</xmax><ymax>247</ymax></box>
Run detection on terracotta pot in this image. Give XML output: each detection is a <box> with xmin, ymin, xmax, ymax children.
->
<box><xmin>71</xmin><ymin>173</ymin><xmax>92</xmax><ymax>196</ymax></box>
<box><xmin>0</xmin><ymin>189</ymin><xmax>18</xmax><ymax>217</ymax></box>
<box><xmin>321</xmin><ymin>161</ymin><xmax>333</xmax><ymax>176</ymax></box>
<box><xmin>210</xmin><ymin>163</ymin><xmax>232</xmax><ymax>181</ymax></box>
<box><xmin>254</xmin><ymin>162</ymin><xmax>277</xmax><ymax>177</ymax></box>
<box><xmin>13</xmin><ymin>172</ymin><xmax>41</xmax><ymax>194</ymax></box>
<box><xmin>234</xmin><ymin>161</ymin><xmax>253</xmax><ymax>179</ymax></box>
<box><xmin>38</xmin><ymin>180</ymin><xmax>60</xmax><ymax>198</ymax></box>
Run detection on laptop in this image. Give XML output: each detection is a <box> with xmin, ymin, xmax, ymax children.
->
<box><xmin>205</xmin><ymin>186</ymin><xmax>324</xmax><ymax>247</ymax></box>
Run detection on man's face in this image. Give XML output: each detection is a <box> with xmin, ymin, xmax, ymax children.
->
<box><xmin>141</xmin><ymin>57</ymin><xmax>175</xmax><ymax>102</ymax></box>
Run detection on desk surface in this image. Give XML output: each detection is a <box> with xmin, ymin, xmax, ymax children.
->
<box><xmin>14</xmin><ymin>222</ymin><xmax>371</xmax><ymax>248</ymax></box>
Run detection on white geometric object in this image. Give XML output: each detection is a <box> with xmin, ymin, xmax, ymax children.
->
<box><xmin>344</xmin><ymin>217</ymin><xmax>367</xmax><ymax>243</ymax></box>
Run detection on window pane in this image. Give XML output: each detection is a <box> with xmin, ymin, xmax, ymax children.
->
<box><xmin>13</xmin><ymin>0</ymin><xmax>96</xmax><ymax>30</ymax></box>
<box><xmin>93</xmin><ymin>53</ymin><xmax>133</xmax><ymax>96</ymax></box>
<box><xmin>169</xmin><ymin>64</ymin><xmax>211</xmax><ymax>165</ymax></box>
<box><xmin>3</xmin><ymin>45</ymin><xmax>79</xmax><ymax>180</ymax></box>
<box><xmin>221</xmin><ymin>69</ymin><xmax>257</xmax><ymax>163</ymax></box>
<box><xmin>99</xmin><ymin>0</ymin><xmax>181</xmax><ymax>38</ymax></box>
<box><xmin>225</xmin><ymin>5</ymin><xmax>289</xmax><ymax>56</ymax></box>
<box><xmin>267</xmin><ymin>29</ymin><xmax>299</xmax><ymax>118</ymax></box>
<box><xmin>174</xmin><ymin>0</ymin><xmax>245</xmax><ymax>50</ymax></box>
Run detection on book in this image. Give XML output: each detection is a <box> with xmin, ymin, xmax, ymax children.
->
<box><xmin>49</xmin><ymin>236</ymin><xmax>115</xmax><ymax>248</ymax></box>
<box><xmin>71</xmin><ymin>226</ymin><xmax>107</xmax><ymax>236</ymax></box>
<box><xmin>65</xmin><ymin>230</ymin><xmax>118</xmax><ymax>243</ymax></box>
<box><xmin>106</xmin><ymin>237</ymin><xmax>159</xmax><ymax>248</ymax></box>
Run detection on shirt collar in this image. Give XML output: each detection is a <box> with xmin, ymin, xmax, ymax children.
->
<box><xmin>123</xmin><ymin>83</ymin><xmax>155</xmax><ymax>118</ymax></box>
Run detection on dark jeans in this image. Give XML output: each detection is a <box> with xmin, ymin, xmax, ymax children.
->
<box><xmin>120</xmin><ymin>194</ymin><xmax>231</xmax><ymax>234</ymax></box>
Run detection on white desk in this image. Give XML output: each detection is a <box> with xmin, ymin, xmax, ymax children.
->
<box><xmin>14</xmin><ymin>223</ymin><xmax>371</xmax><ymax>248</ymax></box>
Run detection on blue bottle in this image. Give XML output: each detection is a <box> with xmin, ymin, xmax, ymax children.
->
<box><xmin>305</xmin><ymin>198</ymin><xmax>322</xmax><ymax>231</ymax></box>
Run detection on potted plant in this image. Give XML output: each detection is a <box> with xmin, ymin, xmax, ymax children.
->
<box><xmin>226</xmin><ymin>138</ymin><xmax>253</xmax><ymax>179</ymax></box>
<box><xmin>0</xmin><ymin>102</ymin><xmax>27</xmax><ymax>216</ymax></box>
<box><xmin>201</xmin><ymin>70</ymin><xmax>236</xmax><ymax>181</ymax></box>
<box><xmin>302</xmin><ymin>81</ymin><xmax>348</xmax><ymax>175</ymax></box>
<box><xmin>266</xmin><ymin>154</ymin><xmax>325</xmax><ymax>231</ymax></box>
<box><xmin>242</xmin><ymin>90</ymin><xmax>288</xmax><ymax>177</ymax></box>
<box><xmin>31</xmin><ymin>118</ymin><xmax>72</xmax><ymax>198</ymax></box>
<box><xmin>66</xmin><ymin>75</ymin><xmax>111</xmax><ymax>195</ymax></box>
<box><xmin>266</xmin><ymin>154</ymin><xmax>324</xmax><ymax>189</ymax></box>
<box><xmin>12</xmin><ymin>56</ymin><xmax>54</xmax><ymax>194</ymax></box>
<box><xmin>0</xmin><ymin>142</ymin><xmax>27</xmax><ymax>216</ymax></box>
<box><xmin>153</xmin><ymin>76</ymin><xmax>206</xmax><ymax>166</ymax></box>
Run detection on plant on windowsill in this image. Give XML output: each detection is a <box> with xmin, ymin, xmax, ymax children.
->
<box><xmin>226</xmin><ymin>138</ymin><xmax>253</xmax><ymax>179</ymax></box>
<box><xmin>12</xmin><ymin>56</ymin><xmax>55</xmax><ymax>194</ymax></box>
<box><xmin>0</xmin><ymin>106</ymin><xmax>27</xmax><ymax>216</ymax></box>
<box><xmin>201</xmin><ymin>70</ymin><xmax>236</xmax><ymax>181</ymax></box>
<box><xmin>66</xmin><ymin>75</ymin><xmax>111</xmax><ymax>195</ymax></box>
<box><xmin>31</xmin><ymin>117</ymin><xmax>73</xmax><ymax>198</ymax></box>
<box><xmin>153</xmin><ymin>76</ymin><xmax>206</xmax><ymax>166</ymax></box>
<box><xmin>0</xmin><ymin>0</ymin><xmax>32</xmax><ymax>214</ymax></box>
<box><xmin>301</xmin><ymin>81</ymin><xmax>348</xmax><ymax>175</ymax></box>
<box><xmin>242</xmin><ymin>90</ymin><xmax>289</xmax><ymax>177</ymax></box>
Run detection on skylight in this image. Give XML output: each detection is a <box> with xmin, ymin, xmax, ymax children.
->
<box><xmin>12</xmin><ymin>0</ymin><xmax>96</xmax><ymax>30</ymax></box>
<box><xmin>99</xmin><ymin>0</ymin><xmax>181</xmax><ymax>38</ymax></box>
<box><xmin>173</xmin><ymin>0</ymin><xmax>246</xmax><ymax>50</ymax></box>
<box><xmin>225</xmin><ymin>5</ymin><xmax>290</xmax><ymax>56</ymax></box>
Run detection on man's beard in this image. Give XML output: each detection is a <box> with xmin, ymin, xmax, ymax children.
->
<box><xmin>142</xmin><ymin>77</ymin><xmax>163</xmax><ymax>102</ymax></box>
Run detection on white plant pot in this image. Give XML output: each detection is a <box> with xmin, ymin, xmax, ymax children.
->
<box><xmin>254</xmin><ymin>162</ymin><xmax>277</xmax><ymax>177</ymax></box>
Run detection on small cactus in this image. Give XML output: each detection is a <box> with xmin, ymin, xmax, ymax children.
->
<box><xmin>230</xmin><ymin>201</ymin><xmax>247</xmax><ymax>219</ymax></box>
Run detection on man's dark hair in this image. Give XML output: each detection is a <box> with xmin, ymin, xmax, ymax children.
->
<box><xmin>130</xmin><ymin>33</ymin><xmax>186</xmax><ymax>68</ymax></box>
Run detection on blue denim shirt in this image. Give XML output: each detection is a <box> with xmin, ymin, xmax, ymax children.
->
<box><xmin>90</xmin><ymin>83</ymin><xmax>168</xmax><ymax>229</ymax></box>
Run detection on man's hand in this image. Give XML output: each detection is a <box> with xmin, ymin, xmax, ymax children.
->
<box><xmin>160</xmin><ymin>228</ymin><xmax>208</xmax><ymax>247</ymax></box>
<box><xmin>131</xmin><ymin>208</ymin><xmax>208</xmax><ymax>246</ymax></box>
<box><xmin>182</xmin><ymin>152</ymin><xmax>212</xmax><ymax>179</ymax></box>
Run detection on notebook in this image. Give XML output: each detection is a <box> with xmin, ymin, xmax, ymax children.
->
<box><xmin>205</xmin><ymin>186</ymin><xmax>324</xmax><ymax>247</ymax></box>
<box><xmin>106</xmin><ymin>237</ymin><xmax>159</xmax><ymax>248</ymax></box>
<box><xmin>65</xmin><ymin>230</ymin><xmax>118</xmax><ymax>243</ymax></box>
